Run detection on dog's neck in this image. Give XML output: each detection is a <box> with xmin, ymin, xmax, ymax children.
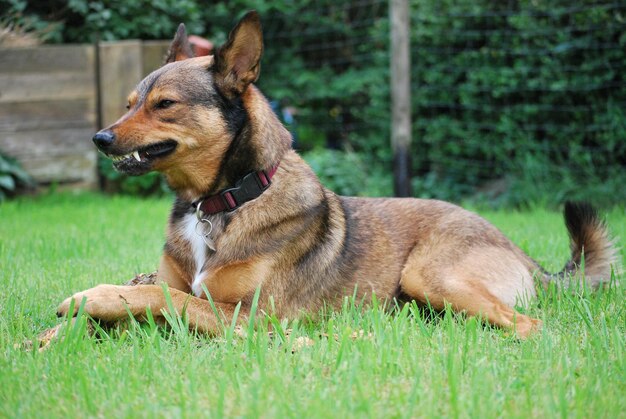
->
<box><xmin>172</xmin><ymin>85</ymin><xmax>292</xmax><ymax>203</ymax></box>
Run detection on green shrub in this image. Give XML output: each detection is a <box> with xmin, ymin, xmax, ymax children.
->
<box><xmin>204</xmin><ymin>1</ymin><xmax>626</xmax><ymax>208</ymax></box>
<box><xmin>410</xmin><ymin>0</ymin><xmax>626</xmax><ymax>207</ymax></box>
<box><xmin>3</xmin><ymin>0</ymin><xmax>624</xmax><ymax>207</ymax></box>
<box><xmin>0</xmin><ymin>0</ymin><xmax>205</xmax><ymax>42</ymax></box>
<box><xmin>303</xmin><ymin>148</ymin><xmax>391</xmax><ymax>197</ymax></box>
<box><xmin>0</xmin><ymin>153</ymin><xmax>34</xmax><ymax>202</ymax></box>
<box><xmin>0</xmin><ymin>0</ymin><xmax>64</xmax><ymax>43</ymax></box>
<box><xmin>98</xmin><ymin>157</ymin><xmax>169</xmax><ymax>196</ymax></box>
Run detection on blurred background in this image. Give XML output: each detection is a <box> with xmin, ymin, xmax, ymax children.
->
<box><xmin>0</xmin><ymin>0</ymin><xmax>624</xmax><ymax>208</ymax></box>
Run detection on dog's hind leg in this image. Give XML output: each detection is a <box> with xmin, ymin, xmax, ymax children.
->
<box><xmin>399</xmin><ymin>245</ymin><xmax>542</xmax><ymax>339</ymax></box>
<box><xmin>57</xmin><ymin>284</ymin><xmax>246</xmax><ymax>335</ymax></box>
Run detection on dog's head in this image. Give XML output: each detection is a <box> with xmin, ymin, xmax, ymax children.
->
<box><xmin>92</xmin><ymin>12</ymin><xmax>263</xmax><ymax>194</ymax></box>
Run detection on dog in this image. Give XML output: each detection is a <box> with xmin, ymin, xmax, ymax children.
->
<box><xmin>57</xmin><ymin>11</ymin><xmax>618</xmax><ymax>339</ymax></box>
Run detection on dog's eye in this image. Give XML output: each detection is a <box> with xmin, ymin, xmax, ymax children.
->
<box><xmin>156</xmin><ymin>100</ymin><xmax>176</xmax><ymax>110</ymax></box>
<box><xmin>126</xmin><ymin>103</ymin><xmax>130</xmax><ymax>110</ymax></box>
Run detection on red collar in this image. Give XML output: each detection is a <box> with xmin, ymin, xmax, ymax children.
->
<box><xmin>194</xmin><ymin>163</ymin><xmax>280</xmax><ymax>216</ymax></box>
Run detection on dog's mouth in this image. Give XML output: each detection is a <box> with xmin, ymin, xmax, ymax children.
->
<box><xmin>105</xmin><ymin>140</ymin><xmax>178</xmax><ymax>175</ymax></box>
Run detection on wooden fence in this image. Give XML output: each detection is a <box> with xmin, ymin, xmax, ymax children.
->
<box><xmin>0</xmin><ymin>40</ymin><xmax>169</xmax><ymax>188</ymax></box>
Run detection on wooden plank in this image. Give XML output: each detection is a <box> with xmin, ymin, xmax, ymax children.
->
<box><xmin>0</xmin><ymin>72</ymin><xmax>95</xmax><ymax>103</ymax></box>
<box><xmin>0</xmin><ymin>99</ymin><xmax>95</xmax><ymax>132</ymax></box>
<box><xmin>0</xmin><ymin>45</ymin><xmax>94</xmax><ymax>74</ymax></box>
<box><xmin>142</xmin><ymin>41</ymin><xmax>170</xmax><ymax>76</ymax></box>
<box><xmin>0</xmin><ymin>128</ymin><xmax>96</xmax><ymax>159</ymax></box>
<box><xmin>0</xmin><ymin>45</ymin><xmax>98</xmax><ymax>188</ymax></box>
<box><xmin>98</xmin><ymin>40</ymin><xmax>143</xmax><ymax>128</ymax></box>
<box><xmin>19</xmin><ymin>151</ymin><xmax>97</xmax><ymax>185</ymax></box>
<box><xmin>390</xmin><ymin>0</ymin><xmax>412</xmax><ymax>197</ymax></box>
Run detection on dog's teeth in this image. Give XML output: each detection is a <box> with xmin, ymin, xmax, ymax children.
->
<box><xmin>133</xmin><ymin>151</ymin><xmax>141</xmax><ymax>162</ymax></box>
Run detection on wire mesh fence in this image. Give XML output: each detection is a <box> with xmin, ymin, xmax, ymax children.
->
<box><xmin>2</xmin><ymin>1</ymin><xmax>624</xmax><ymax>205</ymax></box>
<box><xmin>409</xmin><ymin>1</ymin><xmax>626</xmax><ymax>205</ymax></box>
<box><xmin>238</xmin><ymin>1</ymin><xmax>626</xmax><ymax>206</ymax></box>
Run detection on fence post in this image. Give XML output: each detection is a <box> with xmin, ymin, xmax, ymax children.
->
<box><xmin>97</xmin><ymin>40</ymin><xmax>143</xmax><ymax>128</ymax></box>
<box><xmin>390</xmin><ymin>0</ymin><xmax>412</xmax><ymax>197</ymax></box>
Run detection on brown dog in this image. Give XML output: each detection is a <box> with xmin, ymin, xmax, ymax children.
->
<box><xmin>57</xmin><ymin>11</ymin><xmax>618</xmax><ymax>339</ymax></box>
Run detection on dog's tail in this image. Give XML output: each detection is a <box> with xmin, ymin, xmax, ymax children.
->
<box><xmin>540</xmin><ymin>201</ymin><xmax>620</xmax><ymax>290</ymax></box>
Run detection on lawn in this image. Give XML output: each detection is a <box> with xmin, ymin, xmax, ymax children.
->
<box><xmin>0</xmin><ymin>192</ymin><xmax>624</xmax><ymax>418</ymax></box>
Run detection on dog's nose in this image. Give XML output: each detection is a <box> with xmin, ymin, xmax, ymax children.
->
<box><xmin>92</xmin><ymin>130</ymin><xmax>115</xmax><ymax>150</ymax></box>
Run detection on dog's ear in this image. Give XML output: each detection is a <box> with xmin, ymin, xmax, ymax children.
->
<box><xmin>214</xmin><ymin>11</ymin><xmax>263</xmax><ymax>97</ymax></box>
<box><xmin>164</xmin><ymin>23</ymin><xmax>194</xmax><ymax>64</ymax></box>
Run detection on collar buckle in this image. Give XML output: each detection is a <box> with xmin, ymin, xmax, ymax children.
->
<box><xmin>193</xmin><ymin>163</ymin><xmax>279</xmax><ymax>216</ymax></box>
<box><xmin>221</xmin><ymin>170</ymin><xmax>271</xmax><ymax>212</ymax></box>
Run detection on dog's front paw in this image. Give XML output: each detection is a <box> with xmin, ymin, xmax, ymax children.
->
<box><xmin>57</xmin><ymin>284</ymin><xmax>130</xmax><ymax>321</ymax></box>
<box><xmin>515</xmin><ymin>317</ymin><xmax>543</xmax><ymax>339</ymax></box>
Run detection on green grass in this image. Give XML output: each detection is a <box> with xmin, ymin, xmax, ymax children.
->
<box><xmin>0</xmin><ymin>192</ymin><xmax>624</xmax><ymax>418</ymax></box>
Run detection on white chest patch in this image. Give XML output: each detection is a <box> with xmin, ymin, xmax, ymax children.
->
<box><xmin>181</xmin><ymin>213</ymin><xmax>209</xmax><ymax>297</ymax></box>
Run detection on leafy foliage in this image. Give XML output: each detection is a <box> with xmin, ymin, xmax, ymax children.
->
<box><xmin>303</xmin><ymin>148</ymin><xmax>391</xmax><ymax>197</ymax></box>
<box><xmin>98</xmin><ymin>158</ymin><xmax>169</xmax><ymax>196</ymax></box>
<box><xmin>410</xmin><ymin>0</ymin><xmax>626</xmax><ymax>207</ymax></box>
<box><xmin>0</xmin><ymin>0</ymin><xmax>204</xmax><ymax>43</ymax></box>
<box><xmin>0</xmin><ymin>0</ymin><xmax>64</xmax><ymax>43</ymax></box>
<box><xmin>0</xmin><ymin>153</ymin><xmax>34</xmax><ymax>202</ymax></box>
<box><xmin>4</xmin><ymin>0</ymin><xmax>625</xmax><ymax>206</ymax></box>
<box><xmin>204</xmin><ymin>1</ymin><xmax>626</xmax><ymax>207</ymax></box>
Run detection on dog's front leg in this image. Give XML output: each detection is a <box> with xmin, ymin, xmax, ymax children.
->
<box><xmin>57</xmin><ymin>284</ymin><xmax>244</xmax><ymax>335</ymax></box>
